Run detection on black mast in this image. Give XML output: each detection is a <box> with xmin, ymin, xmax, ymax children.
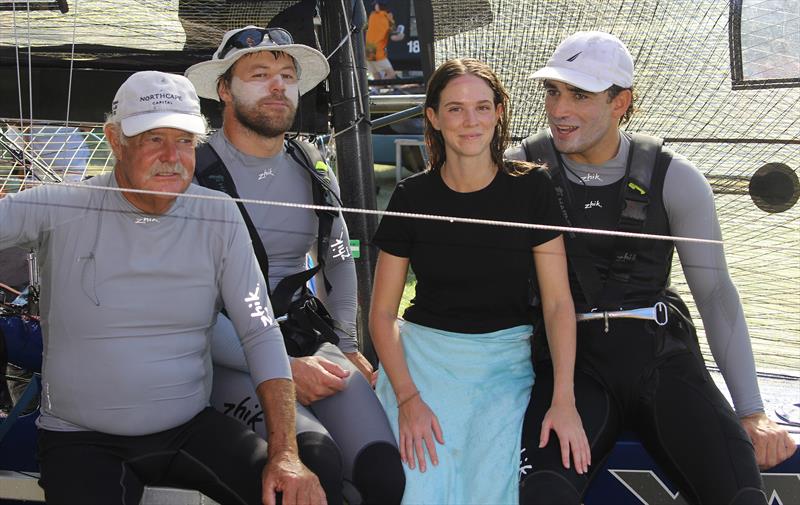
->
<box><xmin>319</xmin><ymin>0</ymin><xmax>379</xmax><ymax>363</ymax></box>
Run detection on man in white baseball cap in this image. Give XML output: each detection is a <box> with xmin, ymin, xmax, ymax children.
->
<box><xmin>104</xmin><ymin>70</ymin><xmax>207</xmax><ymax>214</ymax></box>
<box><xmin>530</xmin><ymin>31</ymin><xmax>634</xmax><ymax>93</ymax></box>
<box><xmin>508</xmin><ymin>32</ymin><xmax>793</xmax><ymax>505</ymax></box>
<box><xmin>1</xmin><ymin>70</ymin><xmax>326</xmax><ymax>504</ymax></box>
<box><xmin>186</xmin><ymin>27</ymin><xmax>405</xmax><ymax>504</ymax></box>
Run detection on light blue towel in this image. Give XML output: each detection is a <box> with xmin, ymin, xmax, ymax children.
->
<box><xmin>376</xmin><ymin>320</ymin><xmax>535</xmax><ymax>505</ymax></box>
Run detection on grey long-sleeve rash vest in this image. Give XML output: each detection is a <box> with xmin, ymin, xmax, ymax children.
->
<box><xmin>208</xmin><ymin>132</ymin><xmax>358</xmax><ymax>351</ymax></box>
<box><xmin>0</xmin><ymin>173</ymin><xmax>290</xmax><ymax>435</ymax></box>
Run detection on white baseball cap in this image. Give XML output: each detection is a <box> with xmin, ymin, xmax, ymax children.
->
<box><xmin>185</xmin><ymin>26</ymin><xmax>330</xmax><ymax>100</ymax></box>
<box><xmin>531</xmin><ymin>31</ymin><xmax>634</xmax><ymax>92</ymax></box>
<box><xmin>112</xmin><ymin>71</ymin><xmax>206</xmax><ymax>137</ymax></box>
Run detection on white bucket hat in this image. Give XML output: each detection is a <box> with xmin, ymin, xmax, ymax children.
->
<box><xmin>111</xmin><ymin>71</ymin><xmax>206</xmax><ymax>137</ymax></box>
<box><xmin>531</xmin><ymin>31</ymin><xmax>634</xmax><ymax>92</ymax></box>
<box><xmin>185</xmin><ymin>26</ymin><xmax>330</xmax><ymax>100</ymax></box>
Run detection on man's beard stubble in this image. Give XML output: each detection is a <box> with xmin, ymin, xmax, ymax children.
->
<box><xmin>233</xmin><ymin>94</ymin><xmax>297</xmax><ymax>139</ymax></box>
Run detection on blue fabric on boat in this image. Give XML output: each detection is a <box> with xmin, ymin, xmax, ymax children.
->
<box><xmin>0</xmin><ymin>315</ymin><xmax>43</xmax><ymax>372</ymax></box>
<box><xmin>376</xmin><ymin>320</ymin><xmax>535</xmax><ymax>505</ymax></box>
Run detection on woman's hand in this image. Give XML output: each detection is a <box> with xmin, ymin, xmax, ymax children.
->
<box><xmin>398</xmin><ymin>393</ymin><xmax>444</xmax><ymax>473</ymax></box>
<box><xmin>539</xmin><ymin>400</ymin><xmax>591</xmax><ymax>474</ymax></box>
<box><xmin>344</xmin><ymin>351</ymin><xmax>378</xmax><ymax>387</ymax></box>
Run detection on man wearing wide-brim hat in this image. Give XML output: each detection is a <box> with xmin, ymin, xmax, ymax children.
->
<box><xmin>186</xmin><ymin>26</ymin><xmax>405</xmax><ymax>504</ymax></box>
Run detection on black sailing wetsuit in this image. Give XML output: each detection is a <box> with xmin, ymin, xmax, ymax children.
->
<box><xmin>507</xmin><ymin>132</ymin><xmax>767</xmax><ymax>505</ymax></box>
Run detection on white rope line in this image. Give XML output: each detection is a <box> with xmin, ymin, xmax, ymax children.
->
<box><xmin>32</xmin><ymin>180</ymin><xmax>724</xmax><ymax>245</ymax></box>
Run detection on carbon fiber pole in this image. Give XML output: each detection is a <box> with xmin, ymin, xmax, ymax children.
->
<box><xmin>319</xmin><ymin>0</ymin><xmax>379</xmax><ymax>364</ymax></box>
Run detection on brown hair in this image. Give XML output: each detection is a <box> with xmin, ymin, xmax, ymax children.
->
<box><xmin>424</xmin><ymin>58</ymin><xmax>523</xmax><ymax>174</ymax></box>
<box><xmin>606</xmin><ymin>84</ymin><xmax>636</xmax><ymax>125</ymax></box>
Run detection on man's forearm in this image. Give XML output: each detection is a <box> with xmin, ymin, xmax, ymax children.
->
<box><xmin>256</xmin><ymin>378</ymin><xmax>298</xmax><ymax>457</ymax></box>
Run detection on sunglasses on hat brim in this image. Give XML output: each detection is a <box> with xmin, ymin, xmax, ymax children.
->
<box><xmin>219</xmin><ymin>27</ymin><xmax>294</xmax><ymax>59</ymax></box>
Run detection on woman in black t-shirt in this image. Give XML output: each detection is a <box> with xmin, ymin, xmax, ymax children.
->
<box><xmin>369</xmin><ymin>59</ymin><xmax>590</xmax><ymax>503</ymax></box>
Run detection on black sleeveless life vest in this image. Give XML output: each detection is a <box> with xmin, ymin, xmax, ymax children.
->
<box><xmin>521</xmin><ymin>130</ymin><xmax>675</xmax><ymax>312</ymax></box>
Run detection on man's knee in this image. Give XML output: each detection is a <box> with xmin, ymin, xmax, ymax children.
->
<box><xmin>728</xmin><ymin>487</ymin><xmax>768</xmax><ymax>505</ymax></box>
<box><xmin>519</xmin><ymin>470</ymin><xmax>583</xmax><ymax>505</ymax></box>
<box><xmin>352</xmin><ymin>441</ymin><xmax>405</xmax><ymax>504</ymax></box>
<box><xmin>297</xmin><ymin>431</ymin><xmax>343</xmax><ymax>503</ymax></box>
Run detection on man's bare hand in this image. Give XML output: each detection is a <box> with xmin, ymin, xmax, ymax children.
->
<box><xmin>261</xmin><ymin>451</ymin><xmax>326</xmax><ymax>505</ymax></box>
<box><xmin>344</xmin><ymin>351</ymin><xmax>378</xmax><ymax>387</ymax></box>
<box><xmin>740</xmin><ymin>411</ymin><xmax>797</xmax><ymax>469</ymax></box>
<box><xmin>290</xmin><ymin>356</ymin><xmax>349</xmax><ymax>405</ymax></box>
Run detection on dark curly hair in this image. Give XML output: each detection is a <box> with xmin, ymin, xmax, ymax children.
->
<box><xmin>606</xmin><ymin>84</ymin><xmax>636</xmax><ymax>125</ymax></box>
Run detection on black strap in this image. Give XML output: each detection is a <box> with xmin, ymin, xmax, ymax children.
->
<box><xmin>195</xmin><ymin>142</ymin><xmax>273</xmax><ymax>293</ymax></box>
<box><xmin>522</xmin><ymin>131</ymin><xmax>605</xmax><ymax>307</ymax></box>
<box><xmin>195</xmin><ymin>141</ymin><xmax>340</xmax><ymax>317</ymax></box>
<box><xmin>521</xmin><ymin>130</ymin><xmax>671</xmax><ymax>310</ymax></box>
<box><xmin>282</xmin><ymin>138</ymin><xmax>340</xmax><ymax>296</ymax></box>
<box><xmin>599</xmin><ymin>133</ymin><xmax>670</xmax><ymax>307</ymax></box>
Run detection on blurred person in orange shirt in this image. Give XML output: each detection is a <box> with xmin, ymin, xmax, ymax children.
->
<box><xmin>366</xmin><ymin>1</ymin><xmax>401</xmax><ymax>80</ymax></box>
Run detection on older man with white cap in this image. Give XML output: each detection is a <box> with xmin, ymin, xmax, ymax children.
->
<box><xmin>185</xmin><ymin>26</ymin><xmax>405</xmax><ymax>504</ymax></box>
<box><xmin>0</xmin><ymin>70</ymin><xmax>324</xmax><ymax>505</ymax></box>
<box><xmin>508</xmin><ymin>31</ymin><xmax>794</xmax><ymax>504</ymax></box>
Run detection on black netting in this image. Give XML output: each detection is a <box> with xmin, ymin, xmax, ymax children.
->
<box><xmin>0</xmin><ymin>0</ymin><xmax>797</xmax><ymax>371</ymax></box>
<box><xmin>428</xmin><ymin>0</ymin><xmax>799</xmax><ymax>371</ymax></box>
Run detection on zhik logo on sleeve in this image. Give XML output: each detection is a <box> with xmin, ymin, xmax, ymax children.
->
<box><xmin>244</xmin><ymin>283</ymin><xmax>273</xmax><ymax>327</ymax></box>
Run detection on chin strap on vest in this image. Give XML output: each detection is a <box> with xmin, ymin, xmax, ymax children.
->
<box><xmin>194</xmin><ymin>138</ymin><xmax>341</xmax><ymax>317</ymax></box>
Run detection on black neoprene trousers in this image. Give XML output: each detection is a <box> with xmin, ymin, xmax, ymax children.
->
<box><xmin>38</xmin><ymin>408</ymin><xmax>269</xmax><ymax>505</ymax></box>
<box><xmin>519</xmin><ymin>319</ymin><xmax>767</xmax><ymax>505</ymax></box>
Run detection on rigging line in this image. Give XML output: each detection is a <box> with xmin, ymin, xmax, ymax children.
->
<box><xmin>0</xmin><ymin>282</ymin><xmax>22</xmax><ymax>297</ymax></box>
<box><xmin>12</xmin><ymin>3</ymin><xmax>24</xmax><ymax>132</ymax></box>
<box><xmin>26</xmin><ymin>0</ymin><xmax>34</xmax><ymax>135</ymax></box>
<box><xmin>325</xmin><ymin>24</ymin><xmax>357</xmax><ymax>61</ymax></box>
<box><xmin>330</xmin><ymin>114</ymin><xmax>364</xmax><ymax>139</ymax></box>
<box><xmin>30</xmin><ymin>181</ymin><xmax>725</xmax><ymax>246</ymax></box>
<box><xmin>65</xmin><ymin>0</ymin><xmax>78</xmax><ymax>126</ymax></box>
<box><xmin>339</xmin><ymin>0</ymin><xmax>366</xmax><ymax>122</ymax></box>
<box><xmin>0</xmin><ymin>131</ymin><xmax>63</xmax><ymax>182</ymax></box>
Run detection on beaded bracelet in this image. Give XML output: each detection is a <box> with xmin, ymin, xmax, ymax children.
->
<box><xmin>397</xmin><ymin>390</ymin><xmax>420</xmax><ymax>408</ymax></box>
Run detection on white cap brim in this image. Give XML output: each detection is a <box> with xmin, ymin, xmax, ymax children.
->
<box><xmin>185</xmin><ymin>44</ymin><xmax>329</xmax><ymax>101</ymax></box>
<box><xmin>120</xmin><ymin>111</ymin><xmax>207</xmax><ymax>137</ymax></box>
<box><xmin>530</xmin><ymin>66</ymin><xmax>613</xmax><ymax>93</ymax></box>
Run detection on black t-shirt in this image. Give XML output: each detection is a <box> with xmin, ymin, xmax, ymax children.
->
<box><xmin>373</xmin><ymin>165</ymin><xmax>562</xmax><ymax>333</ymax></box>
